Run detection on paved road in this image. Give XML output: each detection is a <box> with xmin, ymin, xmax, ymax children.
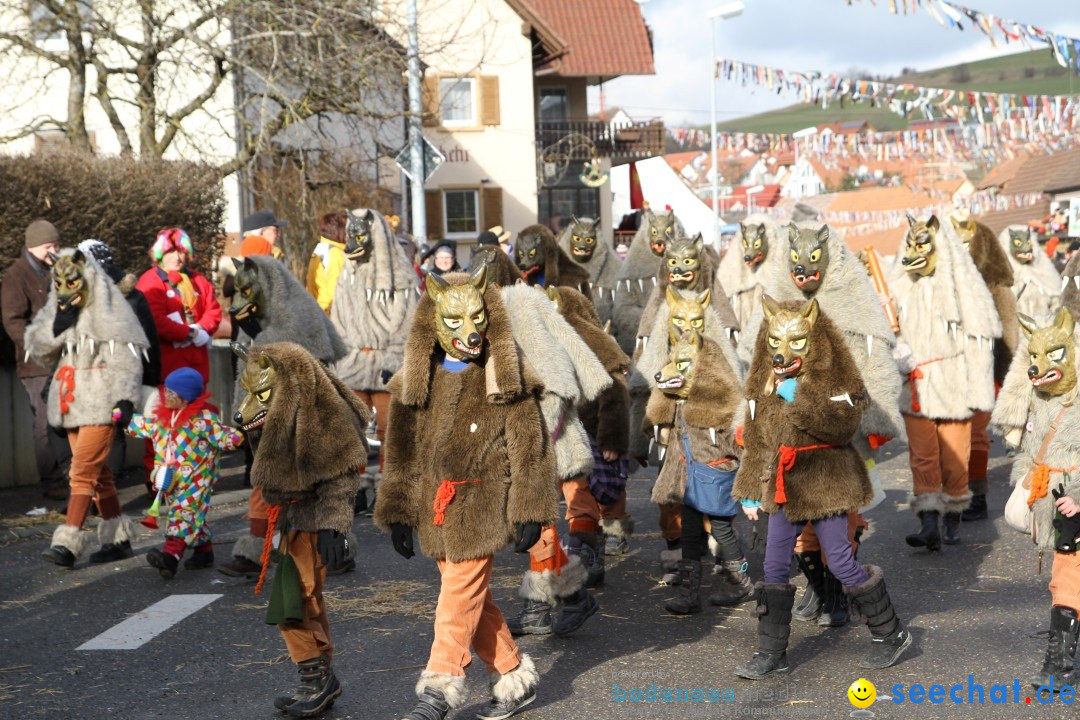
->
<box><xmin>0</xmin><ymin>444</ymin><xmax>1069</xmax><ymax>720</ymax></box>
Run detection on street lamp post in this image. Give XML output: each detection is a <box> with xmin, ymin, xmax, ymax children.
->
<box><xmin>709</xmin><ymin>1</ymin><xmax>744</xmax><ymax>247</ymax></box>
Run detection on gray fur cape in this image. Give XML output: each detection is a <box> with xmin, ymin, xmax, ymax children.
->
<box><xmin>557</xmin><ymin>226</ymin><xmax>622</xmax><ymax>326</ymax></box>
<box><xmin>611</xmin><ymin>213</ymin><xmax>682</xmax><ymax>355</ymax></box>
<box><xmin>999</xmin><ymin>225</ymin><xmax>1061</xmax><ymax>322</ymax></box>
<box><xmin>330</xmin><ymin>208</ymin><xmax>419</xmax><ymax>392</ymax></box>
<box><xmin>717</xmin><ymin>213</ymin><xmax>778</xmax><ymax>331</ymax></box>
<box><xmin>25</xmin><ymin>250</ymin><xmax>147</xmax><ymax>428</ymax></box>
<box><xmin>1060</xmin><ymin>251</ymin><xmax>1080</xmax><ymax>319</ymax></box>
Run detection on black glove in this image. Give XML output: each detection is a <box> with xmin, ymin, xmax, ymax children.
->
<box><xmin>390</xmin><ymin>523</ymin><xmax>415</xmax><ymax>559</ymax></box>
<box><xmin>514</xmin><ymin>522</ymin><xmax>543</xmax><ymax>553</ymax></box>
<box><xmin>235</xmin><ymin>314</ymin><xmax>263</xmax><ymax>339</ymax></box>
<box><xmin>317</xmin><ymin>529</ymin><xmax>348</xmax><ymax>568</ymax></box>
<box><xmin>380</xmin><ymin>369</ymin><xmax>394</xmax><ymax>385</ymax></box>
<box><xmin>112</xmin><ymin>400</ymin><xmax>135</xmax><ymax>428</ymax></box>
<box><xmin>53</xmin><ymin>304</ymin><xmax>79</xmax><ymax>336</ymax></box>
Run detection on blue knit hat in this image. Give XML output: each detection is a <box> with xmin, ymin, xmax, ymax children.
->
<box><xmin>164</xmin><ymin>368</ymin><xmax>204</xmax><ymax>402</ymax></box>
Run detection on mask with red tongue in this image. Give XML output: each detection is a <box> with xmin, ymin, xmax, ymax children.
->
<box><xmin>786</xmin><ymin>222</ymin><xmax>831</xmax><ymax>295</ymax></box>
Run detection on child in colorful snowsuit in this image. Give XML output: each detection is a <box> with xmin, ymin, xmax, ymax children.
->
<box><xmin>114</xmin><ymin>367</ymin><xmax>242</xmax><ymax>578</ymax></box>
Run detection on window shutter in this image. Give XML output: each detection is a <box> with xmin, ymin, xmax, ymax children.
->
<box><xmin>425</xmin><ymin>190</ymin><xmax>444</xmax><ymax>239</ymax></box>
<box><xmin>422</xmin><ymin>75</ymin><xmax>440</xmax><ymax>127</ymax></box>
<box><xmin>479</xmin><ymin>75</ymin><xmax>500</xmax><ymax>126</ymax></box>
<box><xmin>482</xmin><ymin>187</ymin><xmax>503</xmax><ymax>231</ymax></box>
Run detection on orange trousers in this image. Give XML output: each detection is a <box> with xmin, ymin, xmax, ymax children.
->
<box><xmin>355</xmin><ymin>390</ymin><xmax>390</xmax><ymax>448</ymax></box>
<box><xmin>659</xmin><ymin>502</ymin><xmax>683</xmax><ymax>542</ymax></box>
<box><xmin>601</xmin><ymin>488</ymin><xmax>631</xmax><ymax>521</ymax></box>
<box><xmin>1051</xmin><ymin>551</ymin><xmax>1080</xmax><ymax>614</ymax></box>
<box><xmin>969</xmin><ymin>410</ymin><xmax>991</xmax><ymax>495</ymax></box>
<box><xmin>67</xmin><ymin>425</ymin><xmax>117</xmax><ymax>502</ymax></box>
<box><xmin>428</xmin><ymin>555</ymin><xmax>521</xmax><ymax>676</ymax></box>
<box><xmin>528</xmin><ymin>524</ymin><xmax>569</xmax><ymax>573</ymax></box>
<box><xmin>563</xmin><ymin>475</ymin><xmax>601</xmax><ymax>535</ymax></box>
<box><xmin>279</xmin><ymin>530</ymin><xmax>332</xmax><ymax>664</ymax></box>
<box><xmin>904</xmin><ymin>414</ymin><xmax>971</xmax><ymax>501</ymax></box>
<box><xmin>794</xmin><ymin>513</ymin><xmax>867</xmax><ymax>565</ymax></box>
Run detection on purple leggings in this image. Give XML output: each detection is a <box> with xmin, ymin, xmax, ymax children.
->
<box><xmin>764</xmin><ymin>507</ymin><xmax>870</xmax><ymax>587</ymax></box>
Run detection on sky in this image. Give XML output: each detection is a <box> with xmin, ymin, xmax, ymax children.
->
<box><xmin>587</xmin><ymin>0</ymin><xmax>1080</xmax><ymax>128</ymax></box>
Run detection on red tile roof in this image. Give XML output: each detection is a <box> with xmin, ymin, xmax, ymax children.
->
<box><xmin>712</xmin><ymin>184</ymin><xmax>782</xmax><ymax>211</ymax></box>
<box><xmin>519</xmin><ymin>0</ymin><xmax>655</xmax><ymax>78</ymax></box>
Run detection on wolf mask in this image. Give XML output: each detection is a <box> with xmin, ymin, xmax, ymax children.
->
<box><xmin>666</xmin><ymin>285</ymin><xmax>710</xmax><ymax>345</ymax></box>
<box><xmin>1008</xmin><ymin>227</ymin><xmax>1034</xmax><ymax>264</ymax></box>
<box><xmin>655</xmin><ymin>328</ymin><xmax>701</xmax><ymax>399</ymax></box>
<box><xmin>232</xmin><ymin>342</ymin><xmax>275</xmax><ymax>432</ymax></box>
<box><xmin>50</xmin><ymin>250</ymin><xmax>92</xmax><ymax>312</ymax></box>
<box><xmin>645</xmin><ymin>209</ymin><xmax>680</xmax><ymax>257</ymax></box>
<box><xmin>1019</xmin><ymin>307</ymin><xmax>1077</xmax><ymax>397</ymax></box>
<box><xmin>568</xmin><ymin>216</ymin><xmax>600</xmax><ymax>262</ymax></box>
<box><xmin>740</xmin><ymin>221</ymin><xmax>769</xmax><ymax>268</ymax></box>
<box><xmin>950</xmin><ymin>216</ymin><xmax>977</xmax><ymax>249</ymax></box>
<box><xmin>345</xmin><ymin>209</ymin><xmax>375</xmax><ymax>263</ymax></box>
<box><xmin>515</xmin><ymin>227</ymin><xmax>546</xmax><ymax>278</ymax></box>
<box><xmin>762</xmin><ymin>294</ymin><xmax>818</xmax><ymax>379</ymax></box>
<box><xmin>427</xmin><ymin>264</ymin><xmax>489</xmax><ymax>361</ymax></box>
<box><xmin>664</xmin><ymin>233</ymin><xmax>704</xmax><ymax>288</ymax></box>
<box><xmin>230</xmin><ymin>257</ymin><xmax>266</xmax><ymax>322</ymax></box>
<box><xmin>901</xmin><ymin>214</ymin><xmax>939</xmax><ymax>276</ymax></box>
<box><xmin>787</xmin><ymin>223</ymin><xmax>830</xmax><ymax>293</ymax></box>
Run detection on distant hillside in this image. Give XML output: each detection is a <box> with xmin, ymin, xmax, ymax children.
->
<box><xmin>713</xmin><ymin>50</ymin><xmax>1078</xmax><ymax>135</ymax></box>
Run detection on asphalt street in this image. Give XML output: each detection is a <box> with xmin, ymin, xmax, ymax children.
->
<box><xmin>0</xmin><ymin>443</ymin><xmax>1071</xmax><ymax>720</ymax></box>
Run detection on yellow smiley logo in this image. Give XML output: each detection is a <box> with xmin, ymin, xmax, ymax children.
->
<box><xmin>848</xmin><ymin>678</ymin><xmax>876</xmax><ymax>709</ymax></box>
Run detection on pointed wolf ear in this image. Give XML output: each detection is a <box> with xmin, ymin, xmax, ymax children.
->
<box><xmin>738</xmin><ymin>222</ymin><xmax>747</xmax><ymax>236</ymax></box>
<box><xmin>761</xmin><ymin>294</ymin><xmax>781</xmax><ymax>321</ymax></box>
<box><xmin>231</xmin><ymin>257</ymin><xmax>243</xmax><ymax>271</ymax></box>
<box><xmin>426</xmin><ymin>272</ymin><xmax>449</xmax><ymax>301</ymax></box>
<box><xmin>570</xmin><ymin>215</ymin><xmax>579</xmax><ymax>227</ymax></box>
<box><xmin>696</xmin><ymin>288</ymin><xmax>711</xmax><ymax>308</ymax></box>
<box><xmin>786</xmin><ymin>223</ymin><xmax>798</xmax><ymax>245</ymax></box>
<box><xmin>257</xmin><ymin>351</ymin><xmax>274</xmax><ymax>370</ymax></box>
<box><xmin>692</xmin><ymin>233</ymin><xmax>703</xmax><ymax>252</ymax></box>
<box><xmin>546</xmin><ymin>285</ymin><xmax>561</xmax><ymax>303</ymax></box>
<box><xmin>1018</xmin><ymin>313</ymin><xmax>1038</xmax><ymax>338</ymax></box>
<box><xmin>927</xmin><ymin>215</ymin><xmax>940</xmax><ymax>232</ymax></box>
<box><xmin>72</xmin><ymin>249</ymin><xmax>85</xmax><ymax>264</ymax></box>
<box><xmin>906</xmin><ymin>213</ymin><xmax>917</xmax><ymax>227</ymax></box>
<box><xmin>665</xmin><ymin>285</ymin><xmax>680</xmax><ymax>306</ymax></box>
<box><xmin>801</xmin><ymin>297</ymin><xmax>820</xmax><ymax>326</ymax></box>
<box><xmin>243</xmin><ymin>257</ymin><xmax>258</xmax><ymax>273</ymax></box>
<box><xmin>47</xmin><ymin>251</ymin><xmax>59</xmax><ymax>264</ymax></box>
<box><xmin>230</xmin><ymin>341</ymin><xmax>249</xmax><ymax>360</ymax></box>
<box><xmin>757</xmin><ymin>224</ymin><xmax>767</xmax><ymax>240</ymax></box>
<box><xmin>1056</xmin><ymin>306</ymin><xmax>1076</xmax><ymax>336</ymax></box>
<box><xmin>468</xmin><ymin>262</ymin><xmax>488</xmax><ymax>294</ymax></box>
<box><xmin>816</xmin><ymin>224</ymin><xmax>830</xmax><ymax>244</ymax></box>
<box><xmin>949</xmin><ymin>216</ymin><xmax>962</xmax><ymax>230</ymax></box>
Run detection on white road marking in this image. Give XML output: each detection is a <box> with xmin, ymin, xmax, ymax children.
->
<box><xmin>77</xmin><ymin>594</ymin><xmax>223</xmax><ymax>650</ymax></box>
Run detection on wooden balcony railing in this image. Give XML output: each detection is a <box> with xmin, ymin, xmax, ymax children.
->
<box><xmin>535</xmin><ymin>118</ymin><xmax>665</xmax><ymax>165</ymax></box>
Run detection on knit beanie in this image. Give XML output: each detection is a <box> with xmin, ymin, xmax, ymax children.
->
<box><xmin>26</xmin><ymin>219</ymin><xmax>59</xmax><ymax>248</ymax></box>
<box><xmin>239</xmin><ymin>235</ymin><xmax>274</xmax><ymax>257</ymax></box>
<box><xmin>164</xmin><ymin>368</ymin><xmax>205</xmax><ymax>402</ymax></box>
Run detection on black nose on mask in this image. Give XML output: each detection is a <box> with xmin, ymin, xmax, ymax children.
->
<box><xmin>467</xmin><ymin>332</ymin><xmax>482</xmax><ymax>348</ymax></box>
<box><xmin>793</xmin><ymin>264</ymin><xmax>806</xmax><ymax>275</ymax></box>
<box><xmin>901</xmin><ymin>257</ymin><xmax>913</xmax><ymax>266</ymax></box>
<box><xmin>743</xmin><ymin>255</ymin><xmax>753</xmax><ymax>262</ymax></box>
<box><xmin>1028</xmin><ymin>365</ymin><xmax>1041</xmax><ymax>379</ymax></box>
<box><xmin>233</xmin><ymin>412</ymin><xmax>243</xmax><ymax>424</ymax></box>
<box><xmin>654</xmin><ymin>371</ymin><xmax>663</xmax><ymax>382</ymax></box>
<box><xmin>772</xmin><ymin>354</ymin><xmax>786</xmax><ymax>366</ymax></box>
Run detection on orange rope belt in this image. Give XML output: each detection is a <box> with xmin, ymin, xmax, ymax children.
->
<box><xmin>254</xmin><ymin>504</ymin><xmax>281</xmax><ymax>595</ymax></box>
<box><xmin>775</xmin><ymin>444</ymin><xmax>837</xmax><ymax>504</ymax></box>
<box><xmin>55</xmin><ymin>366</ymin><xmax>76</xmax><ymax>415</ymax></box>
<box><xmin>433</xmin><ymin>479</ymin><xmax>481</xmax><ymax>526</ymax></box>
<box><xmin>908</xmin><ymin>357</ymin><xmax>944</xmax><ymax>413</ymax></box>
<box><xmin>1027</xmin><ymin>464</ymin><xmax>1080</xmax><ymax>507</ymax></box>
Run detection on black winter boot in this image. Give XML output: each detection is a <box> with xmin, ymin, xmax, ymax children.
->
<box><xmin>817</xmin><ymin>569</ymin><xmax>850</xmax><ymax>627</ymax></box>
<box><xmin>277</xmin><ymin>655</ymin><xmax>341</xmax><ymax>718</ymax></box>
<box><xmin>709</xmin><ymin>559</ymin><xmax>753</xmax><ymax>607</ymax></box>
<box><xmin>399</xmin><ymin>687</ymin><xmax>451</xmax><ymax>720</ymax></box>
<box><xmin>553</xmin><ymin>588</ymin><xmax>598</xmax><ymax>635</ymax></box>
<box><xmin>942</xmin><ymin>512</ymin><xmax>962</xmax><ymax>545</ymax></box>
<box><xmin>665</xmin><ymin>559</ymin><xmax>703</xmax><ymax>615</ymax></box>
<box><xmin>792</xmin><ymin>551</ymin><xmax>825</xmax><ymax>621</ymax></box>
<box><xmin>847</xmin><ymin>565</ymin><xmax>913</xmax><ymax>670</ymax></box>
<box><xmin>579</xmin><ymin>543</ymin><xmax>605</xmax><ymax>589</ymax></box>
<box><xmin>905</xmin><ymin>511</ymin><xmax>942</xmax><ymax>552</ymax></box>
<box><xmin>90</xmin><ymin>540</ymin><xmax>133</xmax><ymax>564</ymax></box>
<box><xmin>146</xmin><ymin>549</ymin><xmax>179</xmax><ymax>579</ymax></box>
<box><xmin>42</xmin><ymin>546</ymin><xmax>76</xmax><ymax>568</ymax></box>
<box><xmin>734</xmin><ymin>583</ymin><xmax>796</xmax><ymax>680</ymax></box>
<box><xmin>1031</xmin><ymin>607</ymin><xmax>1080</xmax><ymax>688</ymax></box>
<box><xmin>962</xmin><ymin>493</ymin><xmax>988</xmax><ymax>521</ymax></box>
<box><xmin>506</xmin><ymin>598</ymin><xmax>553</xmax><ymax>636</ymax></box>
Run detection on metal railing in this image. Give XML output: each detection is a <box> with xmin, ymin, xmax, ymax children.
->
<box><xmin>535</xmin><ymin>118</ymin><xmax>665</xmax><ymax>164</ymax></box>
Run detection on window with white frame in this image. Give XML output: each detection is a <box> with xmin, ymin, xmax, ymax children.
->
<box><xmin>439</xmin><ymin>77</ymin><xmax>476</xmax><ymax>127</ymax></box>
<box><xmin>444</xmin><ymin>189</ymin><xmax>479</xmax><ymax>236</ymax></box>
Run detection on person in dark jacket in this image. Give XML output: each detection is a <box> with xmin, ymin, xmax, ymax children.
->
<box><xmin>1</xmin><ymin>220</ymin><xmax>68</xmax><ymax>496</ymax></box>
<box><xmin>421</xmin><ymin>240</ymin><xmax>460</xmax><ymax>276</ymax></box>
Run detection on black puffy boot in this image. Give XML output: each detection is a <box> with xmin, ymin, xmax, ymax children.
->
<box><xmin>734</xmin><ymin>583</ymin><xmax>796</xmax><ymax>680</ymax></box>
<box><xmin>664</xmin><ymin>559</ymin><xmax>702</xmax><ymax>615</ymax></box>
<box><xmin>905</xmin><ymin>511</ymin><xmax>941</xmax><ymax>552</ymax></box>
<box><xmin>942</xmin><ymin>512</ymin><xmax>962</xmax><ymax>545</ymax></box>
<box><xmin>275</xmin><ymin>654</ymin><xmax>341</xmax><ymax>718</ymax></box>
<box><xmin>817</xmin><ymin>569</ymin><xmax>850</xmax><ymax>627</ymax></box>
<box><xmin>1031</xmin><ymin>606</ymin><xmax>1080</xmax><ymax>689</ymax></box>
<box><xmin>506</xmin><ymin>598</ymin><xmax>553</xmax><ymax>636</ymax></box>
<box><xmin>847</xmin><ymin>565</ymin><xmax>913</xmax><ymax>670</ymax></box>
<box><xmin>961</xmin><ymin>493</ymin><xmax>988</xmax><ymax>521</ymax></box>
<box><xmin>792</xmin><ymin>551</ymin><xmax>825</xmax><ymax>622</ymax></box>
<box><xmin>399</xmin><ymin>686</ymin><xmax>452</xmax><ymax>720</ymax></box>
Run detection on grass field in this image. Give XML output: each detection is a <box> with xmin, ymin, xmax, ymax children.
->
<box><xmin>713</xmin><ymin>50</ymin><xmax>1079</xmax><ymax>135</ymax></box>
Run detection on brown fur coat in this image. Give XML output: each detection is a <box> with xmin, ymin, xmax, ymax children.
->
<box><xmin>249</xmin><ymin>342</ymin><xmax>370</xmax><ymax>534</ymax></box>
<box><xmin>646</xmin><ymin>337</ymin><xmax>742</xmax><ymax>505</ymax></box>
<box><xmin>556</xmin><ymin>287</ymin><xmax>632</xmax><ymax>456</ymax></box>
<box><xmin>374</xmin><ymin>279</ymin><xmax>558</xmax><ymax>562</ymax></box>
<box><xmin>732</xmin><ymin>307</ymin><xmax>872</xmax><ymax>522</ymax></box>
<box><xmin>635</xmin><ymin>245</ymin><xmax>740</xmax><ymax>340</ymax></box>
<box><xmin>968</xmin><ymin>219</ymin><xmax>1019</xmax><ymax>383</ymax></box>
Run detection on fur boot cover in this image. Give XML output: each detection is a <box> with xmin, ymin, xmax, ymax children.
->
<box><xmin>25</xmin><ymin>249</ymin><xmax>146</xmax><ymax>428</ymax></box>
<box><xmin>519</xmin><ymin>555</ymin><xmax>588</xmax><ymax>603</ymax></box>
<box><xmin>999</xmin><ymin>225</ymin><xmax>1060</xmax><ymax>321</ymax></box>
<box><xmin>330</xmin><ymin>209</ymin><xmax>419</xmax><ymax>392</ymax></box>
<box><xmin>490</xmin><ymin>655</ymin><xmax>538</xmax><ymax>705</ymax></box>
<box><xmin>601</xmin><ymin>517</ymin><xmax>634</xmax><ymax>538</ymax></box>
<box><xmin>965</xmin><ymin>219</ymin><xmax>1018</xmax><ymax>383</ymax></box>
<box><xmin>733</xmin><ymin>305</ymin><xmax>872</xmax><ymax>522</ymax></box>
<box><xmin>889</xmin><ymin>219</ymin><xmax>1000</xmax><ymax>421</ymax></box>
<box><xmin>943</xmin><ymin>490</ymin><xmax>973</xmax><ymax>514</ymax></box>
<box><xmin>232</xmin><ymin>532</ymin><xmax>264</xmax><ymax>563</ymax></box>
<box><xmin>557</xmin><ymin>222</ymin><xmax>622</xmax><ymax>325</ymax></box>
<box><xmin>738</xmin><ymin>223</ymin><xmax>905</xmax><ymax>446</ymax></box>
<box><xmin>246</xmin><ymin>343</ymin><xmax>370</xmax><ymax>535</ymax></box>
<box><xmin>416</xmin><ymin>672</ymin><xmax>467</xmax><ymax>710</ymax></box>
<box><xmin>908</xmin><ymin>491</ymin><xmax>945</xmax><ymax>515</ymax></box>
<box><xmin>51</xmin><ymin>524</ymin><xmax>90</xmax><ymax>558</ymax></box>
<box><xmin>97</xmin><ymin>515</ymin><xmax>137</xmax><ymax>545</ymax></box>
<box><xmin>375</xmin><ymin>274</ymin><xmax>558</xmax><ymax>562</ymax></box>
<box><xmin>717</xmin><ymin>214</ymin><xmax>779</xmax><ymax>331</ymax></box>
<box><xmin>611</xmin><ymin>211</ymin><xmax>683</xmax><ymax>355</ymax></box>
<box><xmin>501</xmin><ymin>285</ymin><xmax>612</xmax><ymax>480</ymax></box>
<box><xmin>646</xmin><ymin>337</ymin><xmax>743</xmax><ymax>505</ymax></box>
